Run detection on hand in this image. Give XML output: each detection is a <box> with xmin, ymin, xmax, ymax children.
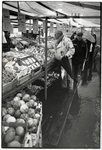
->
<box><xmin>66</xmin><ymin>52</ymin><xmax>72</xmax><ymax>58</ymax></box>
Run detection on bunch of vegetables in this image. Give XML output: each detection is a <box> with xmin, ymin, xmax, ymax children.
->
<box><xmin>2</xmin><ymin>93</ymin><xmax>42</xmax><ymax>133</ymax></box>
<box><xmin>21</xmin><ymin>45</ymin><xmax>54</xmax><ymax>65</ymax></box>
<box><xmin>3</xmin><ymin>69</ymin><xmax>16</xmax><ymax>85</ymax></box>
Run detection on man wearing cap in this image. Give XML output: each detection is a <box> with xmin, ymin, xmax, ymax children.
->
<box><xmin>54</xmin><ymin>30</ymin><xmax>75</xmax><ymax>90</ymax></box>
<box><xmin>40</xmin><ymin>30</ymin><xmax>75</xmax><ymax>91</ymax></box>
<box><xmin>72</xmin><ymin>32</ymin><xmax>87</xmax><ymax>82</ymax></box>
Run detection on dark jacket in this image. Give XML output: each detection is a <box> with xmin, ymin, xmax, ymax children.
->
<box><xmin>72</xmin><ymin>38</ymin><xmax>87</xmax><ymax>64</ymax></box>
<box><xmin>2</xmin><ymin>37</ymin><xmax>15</xmax><ymax>52</ymax></box>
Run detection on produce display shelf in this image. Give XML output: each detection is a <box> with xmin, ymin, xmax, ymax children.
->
<box><xmin>2</xmin><ymin>58</ymin><xmax>57</xmax><ymax>101</ymax></box>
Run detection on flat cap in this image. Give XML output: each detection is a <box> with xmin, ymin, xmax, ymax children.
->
<box><xmin>77</xmin><ymin>32</ymin><xmax>83</xmax><ymax>36</ymax></box>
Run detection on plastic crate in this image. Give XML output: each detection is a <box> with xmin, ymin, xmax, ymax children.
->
<box><xmin>3</xmin><ymin>77</ymin><xmax>18</xmax><ymax>94</ymax></box>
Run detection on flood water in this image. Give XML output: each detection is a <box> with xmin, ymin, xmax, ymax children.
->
<box><xmin>57</xmin><ymin>72</ymin><xmax>101</xmax><ymax>148</ymax></box>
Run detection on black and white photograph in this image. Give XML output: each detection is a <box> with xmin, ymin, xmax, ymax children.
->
<box><xmin>2</xmin><ymin>1</ymin><xmax>101</xmax><ymax>149</ymax></box>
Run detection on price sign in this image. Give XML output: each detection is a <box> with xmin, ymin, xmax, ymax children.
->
<box><xmin>56</xmin><ymin>23</ymin><xmax>61</xmax><ymax>30</ymax></box>
<box><xmin>18</xmin><ymin>13</ymin><xmax>26</xmax><ymax>33</ymax></box>
<box><xmin>3</xmin><ymin>9</ymin><xmax>12</xmax><ymax>32</ymax></box>
<box><xmin>33</xmin><ymin>20</ymin><xmax>38</xmax><ymax>34</ymax></box>
<box><xmin>50</xmin><ymin>22</ymin><xmax>54</xmax><ymax>33</ymax></box>
<box><xmin>43</xmin><ymin>20</ymin><xmax>45</xmax><ymax>33</ymax></box>
<box><xmin>60</xmin><ymin>24</ymin><xmax>65</xmax><ymax>32</ymax></box>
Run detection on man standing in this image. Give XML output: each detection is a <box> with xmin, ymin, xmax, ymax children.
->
<box><xmin>72</xmin><ymin>32</ymin><xmax>87</xmax><ymax>83</ymax></box>
<box><xmin>3</xmin><ymin>31</ymin><xmax>15</xmax><ymax>52</ymax></box>
<box><xmin>54</xmin><ymin>30</ymin><xmax>75</xmax><ymax>90</ymax></box>
<box><xmin>88</xmin><ymin>30</ymin><xmax>97</xmax><ymax>79</ymax></box>
<box><xmin>41</xmin><ymin>30</ymin><xmax>75</xmax><ymax>91</ymax></box>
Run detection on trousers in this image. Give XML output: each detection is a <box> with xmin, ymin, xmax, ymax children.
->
<box><xmin>60</xmin><ymin>56</ymin><xmax>74</xmax><ymax>89</ymax></box>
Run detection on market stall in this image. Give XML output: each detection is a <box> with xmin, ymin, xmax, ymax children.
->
<box><xmin>2</xmin><ymin>1</ymin><xmax>100</xmax><ymax>148</ymax></box>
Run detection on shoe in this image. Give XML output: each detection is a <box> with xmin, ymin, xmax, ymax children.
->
<box><xmin>87</xmin><ymin>77</ymin><xmax>92</xmax><ymax>81</ymax></box>
<box><xmin>93</xmin><ymin>68</ymin><xmax>98</xmax><ymax>72</ymax></box>
<box><xmin>68</xmin><ymin>88</ymin><xmax>74</xmax><ymax>95</ymax></box>
<box><xmin>81</xmin><ymin>80</ymin><xmax>88</xmax><ymax>86</ymax></box>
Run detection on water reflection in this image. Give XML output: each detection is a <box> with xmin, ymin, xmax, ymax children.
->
<box><xmin>57</xmin><ymin>72</ymin><xmax>100</xmax><ymax>148</ymax></box>
<box><xmin>63</xmin><ymin>89</ymin><xmax>81</xmax><ymax>133</ymax></box>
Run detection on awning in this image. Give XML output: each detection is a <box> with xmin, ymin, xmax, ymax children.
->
<box><xmin>2</xmin><ymin>1</ymin><xmax>100</xmax><ymax>28</ymax></box>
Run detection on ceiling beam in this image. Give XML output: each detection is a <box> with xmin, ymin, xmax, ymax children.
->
<box><xmin>3</xmin><ymin>2</ymin><xmax>31</xmax><ymax>15</ymax></box>
<box><xmin>33</xmin><ymin>15</ymin><xmax>100</xmax><ymax>20</ymax></box>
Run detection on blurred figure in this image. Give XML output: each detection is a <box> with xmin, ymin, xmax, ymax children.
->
<box><xmin>54</xmin><ymin>30</ymin><xmax>75</xmax><ymax>91</ymax></box>
<box><xmin>40</xmin><ymin>30</ymin><xmax>75</xmax><ymax>91</ymax></box>
<box><xmin>70</xmin><ymin>31</ymin><xmax>77</xmax><ymax>40</ymax></box>
<box><xmin>91</xmin><ymin>29</ymin><xmax>97</xmax><ymax>72</ymax></box>
<box><xmin>3</xmin><ymin>31</ymin><xmax>15</xmax><ymax>52</ymax></box>
<box><xmin>87</xmin><ymin>29</ymin><xmax>97</xmax><ymax>81</ymax></box>
<box><xmin>93</xmin><ymin>45</ymin><xmax>100</xmax><ymax>74</ymax></box>
<box><xmin>72</xmin><ymin>32</ymin><xmax>87</xmax><ymax>84</ymax></box>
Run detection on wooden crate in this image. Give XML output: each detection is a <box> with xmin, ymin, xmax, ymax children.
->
<box><xmin>23</xmin><ymin>122</ymin><xmax>42</xmax><ymax>147</ymax></box>
<box><xmin>23</xmin><ymin>103</ymin><xmax>43</xmax><ymax>147</ymax></box>
<box><xmin>17</xmin><ymin>74</ymin><xmax>31</xmax><ymax>85</ymax></box>
<box><xmin>3</xmin><ymin>77</ymin><xmax>18</xmax><ymax>94</ymax></box>
<box><xmin>31</xmin><ymin>116</ymin><xmax>42</xmax><ymax>147</ymax></box>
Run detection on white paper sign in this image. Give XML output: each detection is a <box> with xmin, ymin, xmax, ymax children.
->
<box><xmin>33</xmin><ymin>20</ymin><xmax>38</xmax><ymax>34</ymax></box>
<box><xmin>3</xmin><ymin>9</ymin><xmax>12</xmax><ymax>32</ymax></box>
<box><xmin>69</xmin><ymin>20</ymin><xmax>72</xmax><ymax>31</ymax></box>
<box><xmin>61</xmin><ymin>24</ymin><xmax>65</xmax><ymax>32</ymax></box>
<box><xmin>3</xmin><ymin>9</ymin><xmax>10</xmax><ymax>22</ymax></box>
<box><xmin>43</xmin><ymin>20</ymin><xmax>45</xmax><ymax>32</ymax></box>
<box><xmin>56</xmin><ymin>23</ymin><xmax>61</xmax><ymax>30</ymax></box>
<box><xmin>18</xmin><ymin>14</ymin><xmax>26</xmax><ymax>33</ymax></box>
<box><xmin>50</xmin><ymin>22</ymin><xmax>54</xmax><ymax>33</ymax></box>
<box><xmin>18</xmin><ymin>23</ymin><xmax>26</xmax><ymax>33</ymax></box>
<box><xmin>65</xmin><ymin>24</ymin><xmax>68</xmax><ymax>32</ymax></box>
<box><xmin>29</xmin><ymin>25</ymin><xmax>32</xmax><ymax>33</ymax></box>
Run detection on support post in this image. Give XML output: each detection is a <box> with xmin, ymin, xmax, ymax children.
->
<box><xmin>45</xmin><ymin>18</ymin><xmax>47</xmax><ymax>100</ymax></box>
<box><xmin>39</xmin><ymin>27</ymin><xmax>40</xmax><ymax>44</ymax></box>
<box><xmin>17</xmin><ymin>2</ymin><xmax>20</xmax><ymax>15</ymax></box>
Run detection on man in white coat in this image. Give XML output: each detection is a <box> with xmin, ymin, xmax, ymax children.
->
<box><xmin>41</xmin><ymin>30</ymin><xmax>75</xmax><ymax>91</ymax></box>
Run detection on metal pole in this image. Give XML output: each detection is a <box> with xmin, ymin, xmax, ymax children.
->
<box><xmin>45</xmin><ymin>18</ymin><xmax>47</xmax><ymax>100</ymax></box>
<box><xmin>39</xmin><ymin>27</ymin><xmax>40</xmax><ymax>44</ymax></box>
<box><xmin>17</xmin><ymin>2</ymin><xmax>20</xmax><ymax>15</ymax></box>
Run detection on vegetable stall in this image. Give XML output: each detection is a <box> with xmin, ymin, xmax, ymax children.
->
<box><xmin>2</xmin><ymin>1</ymin><xmax>100</xmax><ymax>148</ymax></box>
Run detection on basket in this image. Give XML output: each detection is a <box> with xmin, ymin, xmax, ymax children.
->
<box><xmin>3</xmin><ymin>77</ymin><xmax>18</xmax><ymax>94</ymax></box>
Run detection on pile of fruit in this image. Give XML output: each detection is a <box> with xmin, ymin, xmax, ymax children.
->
<box><xmin>4</xmin><ymin>61</ymin><xmax>30</xmax><ymax>79</ymax></box>
<box><xmin>2</xmin><ymin>93</ymin><xmax>42</xmax><ymax>134</ymax></box>
<box><xmin>21</xmin><ymin>45</ymin><xmax>55</xmax><ymax>65</ymax></box>
<box><xmin>3</xmin><ymin>69</ymin><xmax>16</xmax><ymax>85</ymax></box>
<box><xmin>2</xmin><ymin>125</ymin><xmax>25</xmax><ymax>147</ymax></box>
<box><xmin>4</xmin><ymin>51</ymin><xmax>29</xmax><ymax>59</ymax></box>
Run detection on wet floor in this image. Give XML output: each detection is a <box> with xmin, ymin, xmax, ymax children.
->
<box><xmin>57</xmin><ymin>72</ymin><xmax>100</xmax><ymax>148</ymax></box>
